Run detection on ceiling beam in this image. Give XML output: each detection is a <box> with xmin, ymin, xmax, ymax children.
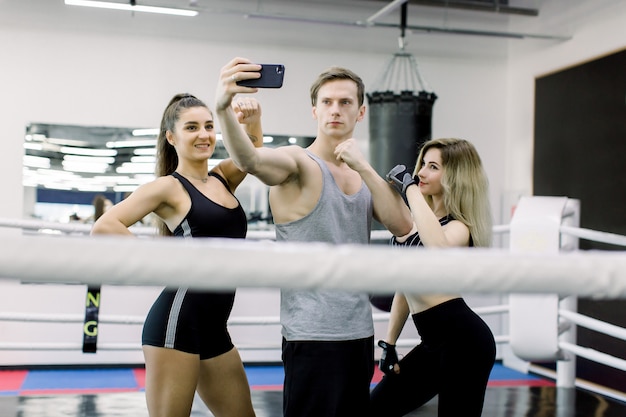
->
<box><xmin>368</xmin><ymin>0</ymin><xmax>539</xmax><ymax>17</ymax></box>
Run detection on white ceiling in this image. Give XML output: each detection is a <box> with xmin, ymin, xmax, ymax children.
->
<box><xmin>0</xmin><ymin>0</ymin><xmax>571</xmax><ymax>58</ymax></box>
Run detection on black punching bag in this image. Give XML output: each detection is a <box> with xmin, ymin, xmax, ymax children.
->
<box><xmin>366</xmin><ymin>90</ymin><xmax>436</xmax><ymax>312</ymax></box>
<box><xmin>367</xmin><ymin>89</ymin><xmax>437</xmax><ymax>177</ymax></box>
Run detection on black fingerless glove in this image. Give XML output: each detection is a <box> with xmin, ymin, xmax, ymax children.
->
<box><xmin>386</xmin><ymin>164</ymin><xmax>416</xmax><ymax>195</ymax></box>
<box><xmin>378</xmin><ymin>340</ymin><xmax>399</xmax><ymax>375</ymax></box>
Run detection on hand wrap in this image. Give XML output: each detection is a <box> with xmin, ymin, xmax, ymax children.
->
<box><xmin>386</xmin><ymin>164</ymin><xmax>416</xmax><ymax>195</ymax></box>
<box><xmin>378</xmin><ymin>340</ymin><xmax>399</xmax><ymax>375</ymax></box>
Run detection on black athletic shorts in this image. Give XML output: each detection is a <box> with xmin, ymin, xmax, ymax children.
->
<box><xmin>142</xmin><ymin>287</ymin><xmax>236</xmax><ymax>359</ymax></box>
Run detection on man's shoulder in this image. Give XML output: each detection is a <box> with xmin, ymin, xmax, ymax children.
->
<box><xmin>278</xmin><ymin>145</ymin><xmax>317</xmax><ymax>166</ymax></box>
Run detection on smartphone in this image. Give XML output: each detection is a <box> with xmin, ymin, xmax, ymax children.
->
<box><xmin>237</xmin><ymin>64</ymin><xmax>285</xmax><ymax>88</ymax></box>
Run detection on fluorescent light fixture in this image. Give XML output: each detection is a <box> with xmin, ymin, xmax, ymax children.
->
<box><xmin>25</xmin><ymin>134</ymin><xmax>47</xmax><ymax>142</ymax></box>
<box><xmin>116</xmin><ymin>162</ymin><xmax>155</xmax><ymax>174</ymax></box>
<box><xmin>24</xmin><ymin>142</ymin><xmax>44</xmax><ymax>151</ymax></box>
<box><xmin>130</xmin><ymin>156</ymin><xmax>156</xmax><ymax>163</ymax></box>
<box><xmin>134</xmin><ymin>148</ymin><xmax>157</xmax><ymax>156</ymax></box>
<box><xmin>46</xmin><ymin>137</ymin><xmax>91</xmax><ymax>147</ymax></box>
<box><xmin>63</xmin><ymin>154</ymin><xmax>116</xmax><ymax>164</ymax></box>
<box><xmin>43</xmin><ymin>183</ymin><xmax>74</xmax><ymax>191</ymax></box>
<box><xmin>133</xmin><ymin>174</ymin><xmax>157</xmax><ymax>182</ymax></box>
<box><xmin>62</xmin><ymin>161</ymin><xmax>110</xmax><ymax>173</ymax></box>
<box><xmin>132</xmin><ymin>128</ymin><xmax>159</xmax><ymax>136</ymax></box>
<box><xmin>36</xmin><ymin>169</ymin><xmax>80</xmax><ymax>179</ymax></box>
<box><xmin>263</xmin><ymin>136</ymin><xmax>274</xmax><ymax>144</ymax></box>
<box><xmin>60</xmin><ymin>146</ymin><xmax>118</xmax><ymax>157</ymax></box>
<box><xmin>106</xmin><ymin>139</ymin><xmax>157</xmax><ymax>148</ymax></box>
<box><xmin>76</xmin><ymin>184</ymin><xmax>109</xmax><ymax>192</ymax></box>
<box><xmin>65</xmin><ymin>0</ymin><xmax>198</xmax><ymax>17</ymax></box>
<box><xmin>23</xmin><ymin>155</ymin><xmax>51</xmax><ymax>169</ymax></box>
<box><xmin>114</xmin><ymin>185</ymin><xmax>140</xmax><ymax>192</ymax></box>
<box><xmin>92</xmin><ymin>175</ymin><xmax>131</xmax><ymax>186</ymax></box>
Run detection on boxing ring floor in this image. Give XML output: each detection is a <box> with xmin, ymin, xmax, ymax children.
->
<box><xmin>1</xmin><ymin>363</ymin><xmax>625</xmax><ymax>416</ymax></box>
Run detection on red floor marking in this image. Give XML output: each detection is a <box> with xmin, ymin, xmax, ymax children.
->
<box><xmin>371</xmin><ymin>367</ymin><xmax>384</xmax><ymax>383</ymax></box>
<box><xmin>0</xmin><ymin>370</ymin><xmax>28</xmax><ymax>391</ymax></box>
<box><xmin>132</xmin><ymin>368</ymin><xmax>146</xmax><ymax>389</ymax></box>
<box><xmin>251</xmin><ymin>385</ymin><xmax>283</xmax><ymax>391</ymax></box>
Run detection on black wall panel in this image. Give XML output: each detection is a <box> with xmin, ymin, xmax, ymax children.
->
<box><xmin>534</xmin><ymin>48</ymin><xmax>626</xmax><ymax>392</ymax></box>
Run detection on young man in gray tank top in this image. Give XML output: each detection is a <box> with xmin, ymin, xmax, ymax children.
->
<box><xmin>215</xmin><ymin>57</ymin><xmax>413</xmax><ymax>417</ymax></box>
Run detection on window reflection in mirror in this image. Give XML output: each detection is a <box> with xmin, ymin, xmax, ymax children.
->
<box><xmin>23</xmin><ymin>122</ymin><xmax>313</xmax><ymax>227</ymax></box>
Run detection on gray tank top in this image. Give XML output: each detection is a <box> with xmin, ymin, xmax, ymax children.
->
<box><xmin>276</xmin><ymin>150</ymin><xmax>374</xmax><ymax>341</ymax></box>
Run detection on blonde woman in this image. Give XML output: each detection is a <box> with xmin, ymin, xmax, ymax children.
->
<box><xmin>371</xmin><ymin>138</ymin><xmax>496</xmax><ymax>417</ymax></box>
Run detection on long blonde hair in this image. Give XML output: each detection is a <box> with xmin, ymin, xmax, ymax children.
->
<box><xmin>413</xmin><ymin>138</ymin><xmax>492</xmax><ymax>247</ymax></box>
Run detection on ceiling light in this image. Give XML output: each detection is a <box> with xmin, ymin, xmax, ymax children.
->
<box><xmin>62</xmin><ymin>161</ymin><xmax>110</xmax><ymax>173</ymax></box>
<box><xmin>106</xmin><ymin>139</ymin><xmax>156</xmax><ymax>148</ymax></box>
<box><xmin>24</xmin><ymin>155</ymin><xmax>51</xmax><ymax>169</ymax></box>
<box><xmin>65</xmin><ymin>0</ymin><xmax>198</xmax><ymax>17</ymax></box>
<box><xmin>76</xmin><ymin>184</ymin><xmax>109</xmax><ymax>192</ymax></box>
<box><xmin>60</xmin><ymin>146</ymin><xmax>118</xmax><ymax>157</ymax></box>
<box><xmin>24</xmin><ymin>142</ymin><xmax>43</xmax><ymax>151</ymax></box>
<box><xmin>35</xmin><ymin>169</ymin><xmax>80</xmax><ymax>179</ymax></box>
<box><xmin>132</xmin><ymin>128</ymin><xmax>159</xmax><ymax>136</ymax></box>
<box><xmin>42</xmin><ymin>183</ymin><xmax>74</xmax><ymax>191</ymax></box>
<box><xmin>63</xmin><ymin>154</ymin><xmax>116</xmax><ymax>164</ymax></box>
<box><xmin>46</xmin><ymin>137</ymin><xmax>91</xmax><ymax>147</ymax></box>
<box><xmin>134</xmin><ymin>148</ymin><xmax>157</xmax><ymax>156</ymax></box>
<box><xmin>130</xmin><ymin>156</ymin><xmax>156</xmax><ymax>163</ymax></box>
<box><xmin>114</xmin><ymin>185</ymin><xmax>140</xmax><ymax>193</ymax></box>
<box><xmin>116</xmin><ymin>162</ymin><xmax>155</xmax><ymax>174</ymax></box>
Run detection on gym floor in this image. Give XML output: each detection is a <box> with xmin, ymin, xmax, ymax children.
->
<box><xmin>1</xmin><ymin>363</ymin><xmax>625</xmax><ymax>416</ymax></box>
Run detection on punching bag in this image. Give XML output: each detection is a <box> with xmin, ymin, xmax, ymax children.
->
<box><xmin>367</xmin><ymin>89</ymin><xmax>437</xmax><ymax>177</ymax></box>
<box><xmin>367</xmin><ymin>89</ymin><xmax>436</xmax><ymax>312</ymax></box>
<box><xmin>366</xmin><ymin>51</ymin><xmax>437</xmax><ymax>312</ymax></box>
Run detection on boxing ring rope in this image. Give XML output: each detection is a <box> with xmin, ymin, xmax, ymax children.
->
<box><xmin>0</xmin><ymin>309</ymin><xmax>510</xmax><ymax>352</ymax></box>
<box><xmin>1</xmin><ymin>234</ymin><xmax>625</xmax><ymax>295</ymax></box>
<box><xmin>4</xmin><ymin>217</ymin><xmax>157</xmax><ymax>237</ymax></box>
<box><xmin>1</xmin><ymin>196</ymin><xmax>626</xmax><ymax>402</ymax></box>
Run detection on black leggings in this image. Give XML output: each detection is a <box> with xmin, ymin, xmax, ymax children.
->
<box><xmin>370</xmin><ymin>298</ymin><xmax>496</xmax><ymax>417</ymax></box>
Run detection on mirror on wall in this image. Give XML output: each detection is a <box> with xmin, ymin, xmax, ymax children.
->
<box><xmin>23</xmin><ymin>122</ymin><xmax>314</xmax><ymax>224</ymax></box>
<box><xmin>24</xmin><ymin>123</ymin><xmax>160</xmax><ymax>194</ymax></box>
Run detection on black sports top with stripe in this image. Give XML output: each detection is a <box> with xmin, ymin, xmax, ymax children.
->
<box><xmin>141</xmin><ymin>172</ymin><xmax>247</xmax><ymax>359</ymax></box>
<box><xmin>390</xmin><ymin>215</ymin><xmax>474</xmax><ymax>248</ymax></box>
<box><xmin>171</xmin><ymin>172</ymin><xmax>247</xmax><ymax>239</ymax></box>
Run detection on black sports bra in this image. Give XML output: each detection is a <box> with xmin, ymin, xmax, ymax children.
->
<box><xmin>172</xmin><ymin>172</ymin><xmax>247</xmax><ymax>239</ymax></box>
<box><xmin>390</xmin><ymin>215</ymin><xmax>474</xmax><ymax>247</ymax></box>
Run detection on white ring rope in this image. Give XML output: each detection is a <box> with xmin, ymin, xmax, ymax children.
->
<box><xmin>0</xmin><ymin>217</ymin><xmax>156</xmax><ymax>236</ymax></box>
<box><xmin>558</xmin><ymin>341</ymin><xmax>626</xmax><ymax>372</ymax></box>
<box><xmin>560</xmin><ymin>225</ymin><xmax>626</xmax><ymax>247</ymax></box>
<box><xmin>0</xmin><ymin>307</ymin><xmax>513</xmax><ymax>326</ymax></box>
<box><xmin>0</xmin><ymin>217</ymin><xmax>394</xmax><ymax>241</ymax></box>
<box><xmin>558</xmin><ymin>309</ymin><xmax>626</xmax><ymax>341</ymax></box>
<box><xmin>1</xmin><ymin>234</ymin><xmax>626</xmax><ymax>297</ymax></box>
<box><xmin>11</xmin><ymin>218</ymin><xmax>626</xmax><ymax>246</ymax></box>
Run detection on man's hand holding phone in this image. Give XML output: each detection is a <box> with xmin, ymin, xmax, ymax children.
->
<box><xmin>216</xmin><ymin>58</ymin><xmax>283</xmax><ymax>112</ymax></box>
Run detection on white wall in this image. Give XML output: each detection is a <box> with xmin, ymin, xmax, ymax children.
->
<box><xmin>0</xmin><ymin>0</ymin><xmax>624</xmax><ymax>366</ymax></box>
<box><xmin>0</xmin><ymin>25</ymin><xmax>509</xmax><ymax>223</ymax></box>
